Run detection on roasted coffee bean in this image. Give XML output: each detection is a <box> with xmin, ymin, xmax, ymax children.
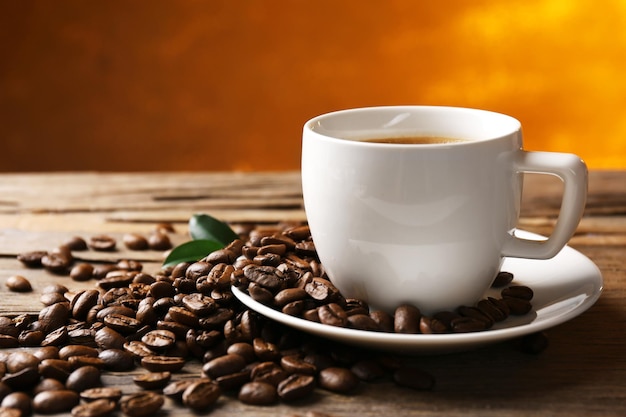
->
<box><xmin>120</xmin><ymin>392</ymin><xmax>164</xmax><ymax>417</ymax></box>
<box><xmin>202</xmin><ymin>353</ymin><xmax>246</xmax><ymax>379</ymax></box>
<box><xmin>393</xmin><ymin>366</ymin><xmax>435</xmax><ymax>391</ymax></box>
<box><xmin>369</xmin><ymin>310</ymin><xmax>394</xmax><ymax>333</ymax></box>
<box><xmin>304</xmin><ymin>278</ymin><xmax>338</xmax><ymax>302</ymax></box>
<box><xmin>33</xmin><ymin>377</ymin><xmax>66</xmax><ymax>394</ymax></box>
<box><xmin>163</xmin><ymin>379</ymin><xmax>196</xmax><ymax>402</ymax></box>
<box><xmin>80</xmin><ymin>387</ymin><xmax>122</xmax><ymax>403</ymax></box>
<box><xmin>502</xmin><ymin>285</ymin><xmax>534</xmax><ymax>301</ymax></box>
<box><xmin>1</xmin><ymin>392</ymin><xmax>32</xmax><ymax>416</ymax></box>
<box><xmin>295</xmin><ymin>240</ymin><xmax>317</xmax><ymax>257</ymax></box>
<box><xmin>97</xmin><ymin>272</ymin><xmax>135</xmax><ymax>290</ymax></box>
<box><xmin>450</xmin><ymin>316</ymin><xmax>489</xmax><ymax>333</ymax></box>
<box><xmin>238</xmin><ymin>381</ymin><xmax>278</xmax><ymax>405</ymax></box>
<box><xmin>140</xmin><ymin>355</ymin><xmax>186</xmax><ymax>373</ymax></box>
<box><xmin>17</xmin><ymin>328</ymin><xmax>41</xmax><ymax>347</ymax></box>
<box><xmin>347</xmin><ymin>314</ymin><xmax>380</xmax><ymax>331</ymax></box>
<box><xmin>477</xmin><ymin>297</ymin><xmax>509</xmax><ymax>322</ymax></box>
<box><xmin>94</xmin><ymin>326</ymin><xmax>126</xmax><ymax>351</ymax></box>
<box><xmin>502</xmin><ymin>296</ymin><xmax>533</xmax><ymax>315</ymax></box>
<box><xmin>17</xmin><ymin>250</ymin><xmax>48</xmax><ymax>268</ymax></box>
<box><xmin>243</xmin><ymin>265</ymin><xmax>284</xmax><ymax>291</ymax></box>
<box><xmin>394</xmin><ymin>304</ymin><xmax>421</xmax><ymax>334</ymax></box>
<box><xmin>71</xmin><ymin>398</ymin><xmax>116</xmax><ymax>417</ymax></box>
<box><xmin>181</xmin><ymin>293</ymin><xmax>216</xmax><ymax>316</ymax></box>
<box><xmin>102</xmin><ymin>313</ymin><xmax>141</xmax><ymax>334</ymax></box>
<box><xmin>277</xmin><ymin>373</ymin><xmax>316</xmax><ymax>402</ymax></box>
<box><xmin>204</xmin><ymin>248</ymin><xmax>236</xmax><ymax>265</ymax></box>
<box><xmin>149</xmin><ymin>281</ymin><xmax>176</xmax><ymax>299</ymax></box>
<box><xmin>248</xmin><ymin>283</ymin><xmax>275</xmax><ymax>305</ymax></box>
<box><xmin>250</xmin><ymin>362</ymin><xmax>288</xmax><ymax>387</ymax></box>
<box><xmin>123</xmin><ymin>233</ymin><xmax>149</xmax><ymax>250</ymax></box>
<box><xmin>40</xmin><ymin>291</ymin><xmax>68</xmax><ymax>306</ymax></box>
<box><xmin>182</xmin><ymin>379</ymin><xmax>222</xmax><ymax>411</ymax></box>
<box><xmin>419</xmin><ymin>316</ymin><xmax>449</xmax><ymax>334</ymax></box>
<box><xmin>215</xmin><ymin>370</ymin><xmax>250</xmax><ymax>391</ymax></box>
<box><xmin>92</xmin><ymin>264</ymin><xmax>118</xmax><ymax>280</ymax></box>
<box><xmin>68</xmin><ymin>355</ymin><xmax>105</xmax><ymax>370</ymax></box>
<box><xmin>282</xmin><ymin>300</ymin><xmax>307</xmax><ymax>316</ymax></box>
<box><xmin>71</xmin><ymin>290</ymin><xmax>100</xmax><ymax>322</ymax></box>
<box><xmin>492</xmin><ymin>271</ymin><xmax>514</xmax><ymax>287</ymax></box>
<box><xmin>64</xmin><ymin>236</ymin><xmax>88</xmax><ymax>251</ymax></box>
<box><xmin>41</xmin><ymin>252</ymin><xmax>73</xmax><ymax>274</ymax></box>
<box><xmin>5</xmin><ymin>352</ymin><xmax>39</xmax><ymax>374</ymax></box>
<box><xmin>457</xmin><ymin>306</ymin><xmax>494</xmax><ymax>328</ymax></box>
<box><xmin>66</xmin><ymin>365</ymin><xmax>101</xmax><ymax>391</ymax></box>
<box><xmin>39</xmin><ymin>358</ymin><xmax>72</xmax><ymax>380</ymax></box>
<box><xmin>2</xmin><ymin>367</ymin><xmax>39</xmax><ymax>390</ymax></box>
<box><xmin>133</xmin><ymin>371</ymin><xmax>171</xmax><ymax>390</ymax></box>
<box><xmin>87</xmin><ymin>235</ymin><xmax>116</xmax><ymax>252</ymax></box>
<box><xmin>33</xmin><ymin>389</ymin><xmax>80</xmax><ymax>414</ymax></box>
<box><xmin>318</xmin><ymin>367</ymin><xmax>360</xmax><ymax>394</ymax></box>
<box><xmin>274</xmin><ymin>288</ymin><xmax>307</xmax><ymax>307</ymax></box>
<box><xmin>281</xmin><ymin>355</ymin><xmax>317</xmax><ymax>375</ymax></box>
<box><xmin>226</xmin><ymin>342</ymin><xmax>255</xmax><ymax>363</ymax></box>
<box><xmin>148</xmin><ymin>232</ymin><xmax>172</xmax><ymax>250</ymax></box>
<box><xmin>318</xmin><ymin>303</ymin><xmax>348</xmax><ymax>327</ymax></box>
<box><xmin>0</xmin><ymin>336</ymin><xmax>18</xmax><ymax>349</ymax></box>
<box><xmin>59</xmin><ymin>345</ymin><xmax>99</xmax><ymax>360</ymax></box>
<box><xmin>253</xmin><ymin>338</ymin><xmax>281</xmax><ymax>362</ymax></box>
<box><xmin>283</xmin><ymin>225</ymin><xmax>311</xmax><ymax>241</ymax></box>
<box><xmin>70</xmin><ymin>264</ymin><xmax>94</xmax><ymax>282</ymax></box>
<box><xmin>38</xmin><ymin>303</ymin><xmax>71</xmax><ymax>334</ymax></box>
<box><xmin>5</xmin><ymin>275</ymin><xmax>32</xmax><ymax>292</ymax></box>
<box><xmin>117</xmin><ymin>259</ymin><xmax>143</xmax><ymax>273</ymax></box>
<box><xmin>123</xmin><ymin>341</ymin><xmax>156</xmax><ymax>359</ymax></box>
<box><xmin>97</xmin><ymin>348</ymin><xmax>134</xmax><ymax>372</ymax></box>
<box><xmin>168</xmin><ymin>306</ymin><xmax>199</xmax><ymax>327</ymax></box>
<box><xmin>141</xmin><ymin>329</ymin><xmax>176</xmax><ymax>350</ymax></box>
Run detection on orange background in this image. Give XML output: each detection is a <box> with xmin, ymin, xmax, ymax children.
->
<box><xmin>1</xmin><ymin>0</ymin><xmax>625</xmax><ymax>172</ymax></box>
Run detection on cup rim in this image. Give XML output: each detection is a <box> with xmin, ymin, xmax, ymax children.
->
<box><xmin>304</xmin><ymin>105</ymin><xmax>522</xmax><ymax>146</ymax></box>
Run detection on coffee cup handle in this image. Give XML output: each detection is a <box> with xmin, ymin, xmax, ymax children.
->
<box><xmin>501</xmin><ymin>151</ymin><xmax>588</xmax><ymax>259</ymax></box>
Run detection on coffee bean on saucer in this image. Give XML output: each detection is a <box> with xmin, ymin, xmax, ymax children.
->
<box><xmin>491</xmin><ymin>271</ymin><xmax>514</xmax><ymax>287</ymax></box>
<box><xmin>394</xmin><ymin>305</ymin><xmax>421</xmax><ymax>334</ymax></box>
<box><xmin>502</xmin><ymin>285</ymin><xmax>534</xmax><ymax>301</ymax></box>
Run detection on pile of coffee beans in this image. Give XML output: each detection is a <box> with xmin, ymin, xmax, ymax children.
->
<box><xmin>0</xmin><ymin>223</ymin><xmax>545</xmax><ymax>416</ymax></box>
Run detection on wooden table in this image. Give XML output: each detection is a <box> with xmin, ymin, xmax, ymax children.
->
<box><xmin>0</xmin><ymin>171</ymin><xmax>624</xmax><ymax>416</ymax></box>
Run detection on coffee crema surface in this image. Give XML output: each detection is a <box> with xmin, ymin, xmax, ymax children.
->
<box><xmin>359</xmin><ymin>136</ymin><xmax>469</xmax><ymax>144</ymax></box>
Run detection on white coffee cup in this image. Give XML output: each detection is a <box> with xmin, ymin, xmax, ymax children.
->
<box><xmin>301</xmin><ymin>106</ymin><xmax>587</xmax><ymax>315</ymax></box>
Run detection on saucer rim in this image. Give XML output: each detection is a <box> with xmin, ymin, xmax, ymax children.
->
<box><xmin>231</xmin><ymin>230</ymin><xmax>603</xmax><ymax>352</ymax></box>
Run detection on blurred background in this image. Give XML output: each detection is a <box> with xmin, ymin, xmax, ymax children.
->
<box><xmin>1</xmin><ymin>0</ymin><xmax>625</xmax><ymax>172</ymax></box>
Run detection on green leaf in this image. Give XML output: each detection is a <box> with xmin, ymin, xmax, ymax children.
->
<box><xmin>162</xmin><ymin>239</ymin><xmax>224</xmax><ymax>267</ymax></box>
<box><xmin>189</xmin><ymin>213</ymin><xmax>239</xmax><ymax>245</ymax></box>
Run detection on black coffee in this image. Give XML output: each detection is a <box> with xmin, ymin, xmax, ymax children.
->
<box><xmin>362</xmin><ymin>136</ymin><xmax>469</xmax><ymax>144</ymax></box>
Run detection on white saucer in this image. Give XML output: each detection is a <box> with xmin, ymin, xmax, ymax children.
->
<box><xmin>232</xmin><ymin>231</ymin><xmax>603</xmax><ymax>354</ymax></box>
